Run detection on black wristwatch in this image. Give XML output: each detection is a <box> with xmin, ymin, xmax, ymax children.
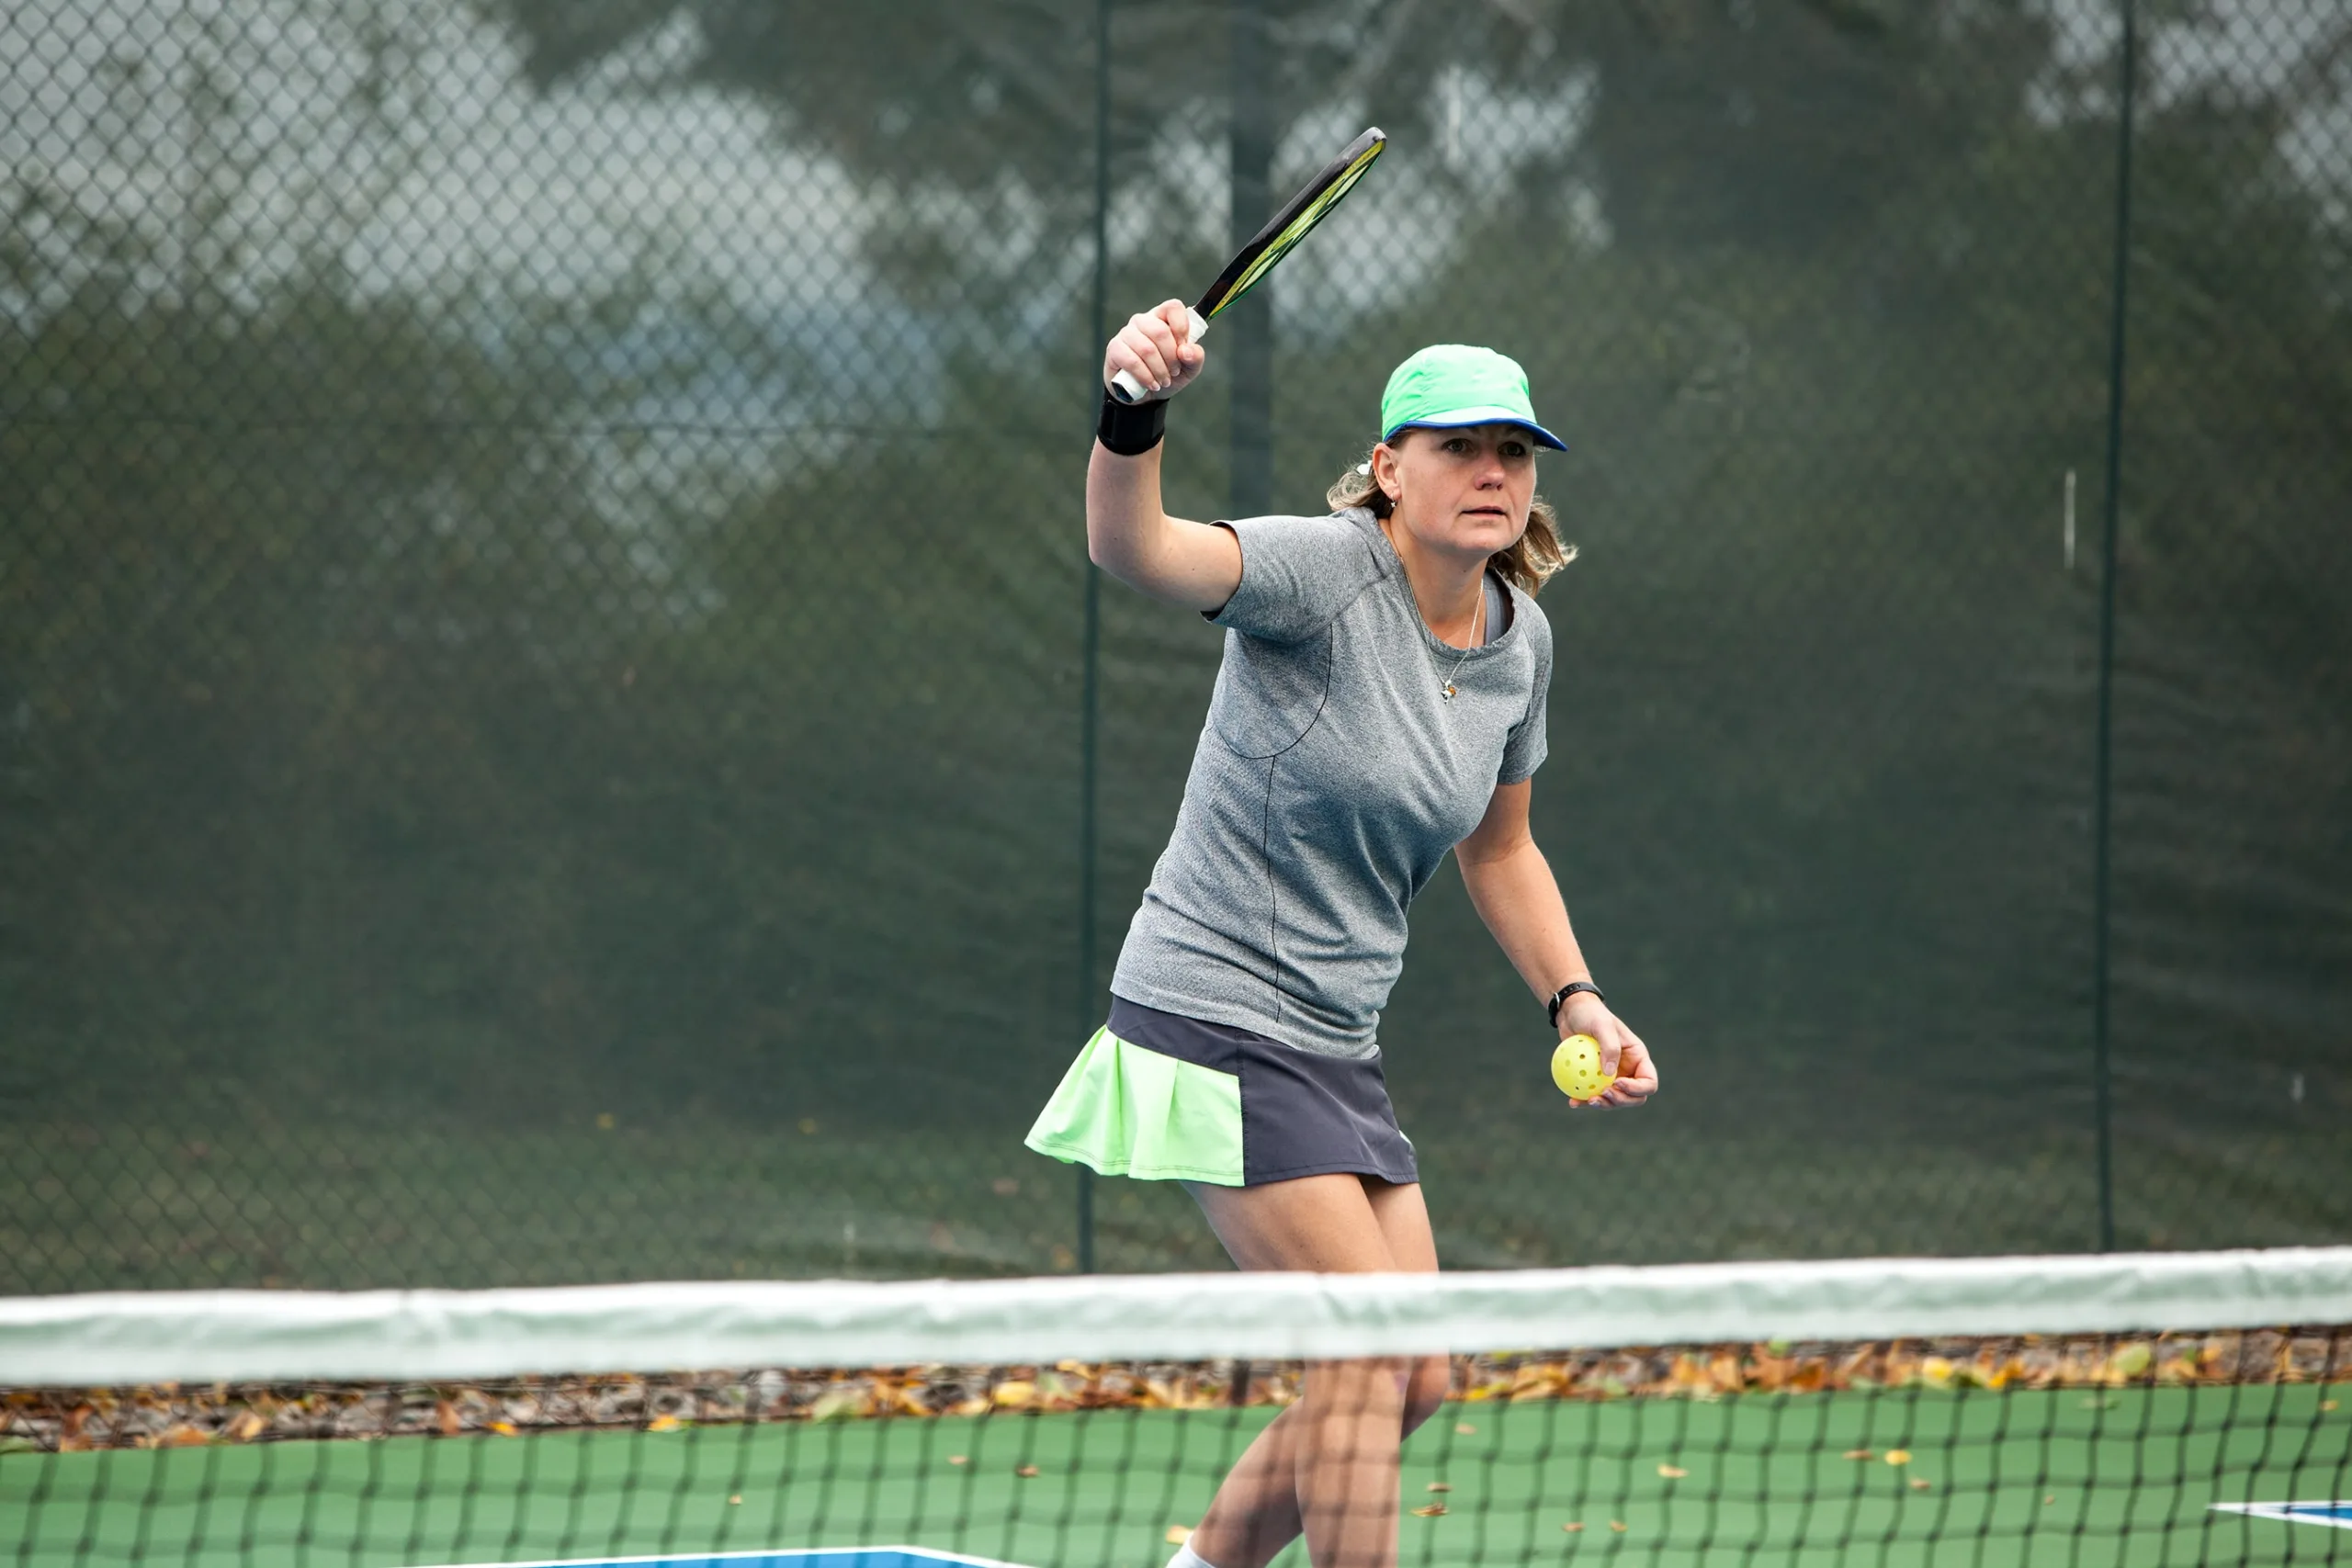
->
<box><xmin>1546</xmin><ymin>979</ymin><xmax>1605</xmax><ymax>1029</ymax></box>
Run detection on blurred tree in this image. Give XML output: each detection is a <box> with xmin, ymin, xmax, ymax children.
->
<box><xmin>4</xmin><ymin>0</ymin><xmax>2344</xmax><ymax>1290</ymax></box>
<box><xmin>486</xmin><ymin>0</ymin><xmax>2064</xmax><ymax>250</ymax></box>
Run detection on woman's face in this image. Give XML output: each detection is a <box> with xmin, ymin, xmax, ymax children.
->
<box><xmin>1374</xmin><ymin>424</ymin><xmax>1537</xmax><ymax>561</ymax></box>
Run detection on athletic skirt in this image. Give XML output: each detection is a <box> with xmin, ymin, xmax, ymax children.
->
<box><xmin>1023</xmin><ymin>997</ymin><xmax>1417</xmax><ymax>1188</ymax></box>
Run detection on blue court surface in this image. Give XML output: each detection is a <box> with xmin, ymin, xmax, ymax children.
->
<box><xmin>2209</xmin><ymin>1502</ymin><xmax>2352</xmax><ymax>1530</ymax></box>
<box><xmin>407</xmin><ymin>1551</ymin><xmax>1030</xmax><ymax>1568</ymax></box>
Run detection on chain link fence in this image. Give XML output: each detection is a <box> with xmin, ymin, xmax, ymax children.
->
<box><xmin>4</xmin><ymin>0</ymin><xmax>2346</xmax><ymax>1292</ymax></box>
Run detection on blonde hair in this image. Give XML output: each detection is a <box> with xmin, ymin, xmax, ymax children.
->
<box><xmin>1326</xmin><ymin>442</ymin><xmax>1576</xmax><ymax>596</ymax></box>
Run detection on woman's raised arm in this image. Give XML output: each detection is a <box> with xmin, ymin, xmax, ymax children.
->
<box><xmin>1089</xmin><ymin>300</ymin><xmax>1242</xmax><ymax>613</ymax></box>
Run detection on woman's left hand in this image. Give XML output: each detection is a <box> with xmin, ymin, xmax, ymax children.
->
<box><xmin>1558</xmin><ymin>994</ymin><xmax>1657</xmax><ymax>1108</ymax></box>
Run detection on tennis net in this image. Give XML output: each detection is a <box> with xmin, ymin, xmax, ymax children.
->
<box><xmin>4</xmin><ymin>1250</ymin><xmax>2349</xmax><ymax>1567</ymax></box>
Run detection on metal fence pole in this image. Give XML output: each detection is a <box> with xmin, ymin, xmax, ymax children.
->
<box><xmin>1075</xmin><ymin>0</ymin><xmax>1114</xmax><ymax>1277</ymax></box>
<box><xmin>2090</xmin><ymin>0</ymin><xmax>2139</xmax><ymax>1256</ymax></box>
<box><xmin>1228</xmin><ymin>0</ymin><xmax>1273</xmax><ymax>519</ymax></box>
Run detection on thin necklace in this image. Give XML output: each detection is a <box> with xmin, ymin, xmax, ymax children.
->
<box><xmin>1430</xmin><ymin>578</ymin><xmax>1485</xmax><ymax>701</ymax></box>
<box><xmin>1379</xmin><ymin>515</ymin><xmax>1485</xmax><ymax>700</ymax></box>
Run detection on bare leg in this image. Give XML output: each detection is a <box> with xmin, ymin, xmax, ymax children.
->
<box><xmin>1181</xmin><ymin>1176</ymin><xmax>1451</xmax><ymax>1568</ymax></box>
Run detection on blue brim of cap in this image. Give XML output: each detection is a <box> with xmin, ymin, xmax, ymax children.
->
<box><xmin>1383</xmin><ymin>407</ymin><xmax>1567</xmax><ymax>451</ymax></box>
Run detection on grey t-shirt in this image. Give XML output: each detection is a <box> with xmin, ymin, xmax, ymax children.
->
<box><xmin>1109</xmin><ymin>507</ymin><xmax>1554</xmax><ymax>1060</ymax></box>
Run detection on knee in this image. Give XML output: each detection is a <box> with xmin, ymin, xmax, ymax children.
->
<box><xmin>1400</xmin><ymin>1354</ymin><xmax>1450</xmax><ymax>1437</ymax></box>
<box><xmin>1305</xmin><ymin>1356</ymin><xmax>1412</xmax><ymax>1418</ymax></box>
<box><xmin>1303</xmin><ymin>1354</ymin><xmax>1448</xmax><ymax>1432</ymax></box>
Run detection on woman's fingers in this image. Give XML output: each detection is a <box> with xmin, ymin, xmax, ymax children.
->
<box><xmin>1102</xmin><ymin>321</ymin><xmax>1158</xmax><ymax>390</ymax></box>
<box><xmin>1593</xmin><ymin>1018</ymin><xmax>1624</xmax><ymax>1077</ymax></box>
<box><xmin>1154</xmin><ymin>301</ymin><xmax>1206</xmax><ymax>379</ymax></box>
<box><xmin>1103</xmin><ymin>300</ymin><xmax>1197</xmax><ymax>396</ymax></box>
<box><xmin>1601</xmin><ymin>1033</ymin><xmax>1657</xmax><ymax>1107</ymax></box>
<box><xmin>1104</xmin><ymin>322</ymin><xmax>1167</xmax><ymax>391</ymax></box>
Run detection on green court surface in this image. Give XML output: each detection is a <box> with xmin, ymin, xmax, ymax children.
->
<box><xmin>4</xmin><ymin>1383</ymin><xmax>2346</xmax><ymax>1567</ymax></box>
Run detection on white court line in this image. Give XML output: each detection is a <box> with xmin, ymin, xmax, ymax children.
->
<box><xmin>2209</xmin><ymin>1502</ymin><xmax>2352</xmax><ymax>1531</ymax></box>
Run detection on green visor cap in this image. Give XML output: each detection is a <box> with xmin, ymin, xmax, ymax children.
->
<box><xmin>1379</xmin><ymin>344</ymin><xmax>1566</xmax><ymax>451</ymax></box>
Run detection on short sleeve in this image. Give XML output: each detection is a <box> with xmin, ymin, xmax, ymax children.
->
<box><xmin>1207</xmin><ymin>513</ymin><xmax>1383</xmax><ymax>644</ymax></box>
<box><xmin>1498</xmin><ymin>601</ymin><xmax>1553</xmax><ymax>784</ymax></box>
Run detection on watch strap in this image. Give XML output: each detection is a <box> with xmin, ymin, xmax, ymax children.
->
<box><xmin>1546</xmin><ymin>979</ymin><xmax>1605</xmax><ymax>1028</ymax></box>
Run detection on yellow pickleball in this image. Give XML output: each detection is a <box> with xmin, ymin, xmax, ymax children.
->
<box><xmin>1551</xmin><ymin>1032</ymin><xmax>1617</xmax><ymax>1101</ymax></box>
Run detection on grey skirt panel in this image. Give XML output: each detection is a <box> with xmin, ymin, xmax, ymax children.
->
<box><xmin>1106</xmin><ymin>995</ymin><xmax>1419</xmax><ymax>1187</ymax></box>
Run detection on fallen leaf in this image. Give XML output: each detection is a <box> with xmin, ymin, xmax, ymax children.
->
<box><xmin>1657</xmin><ymin>1463</ymin><xmax>1688</xmax><ymax>1479</ymax></box>
<box><xmin>490</xmin><ymin>1422</ymin><xmax>517</xmax><ymax>1437</ymax></box>
<box><xmin>157</xmin><ymin>1424</ymin><xmax>209</xmax><ymax>1448</ymax></box>
<box><xmin>1427</xmin><ymin>1482</ymin><xmax>1453</xmax><ymax>1493</ymax></box>
<box><xmin>948</xmin><ymin>1455</ymin><xmax>968</xmax><ymax>1466</ymax></box>
<box><xmin>1910</xmin><ymin>1479</ymin><xmax>1932</xmax><ymax>1492</ymax></box>
<box><xmin>1015</xmin><ymin>1463</ymin><xmax>1040</xmax><ymax>1478</ymax></box>
<box><xmin>2044</xmin><ymin>1495</ymin><xmax>2057</xmax><ymax>1506</ymax></box>
<box><xmin>1610</xmin><ymin>1520</ymin><xmax>1628</xmax><ymax>1533</ymax></box>
<box><xmin>1164</xmin><ymin>1527</ymin><xmax>1193</xmax><ymax>1546</ymax></box>
<box><xmin>2321</xmin><ymin>1400</ymin><xmax>2339</xmax><ymax>1413</ymax></box>
<box><xmin>992</xmin><ymin>1382</ymin><xmax>1036</xmax><ymax>1409</ymax></box>
<box><xmin>729</xmin><ymin>1496</ymin><xmax>742</xmax><ymax>1506</ymax></box>
<box><xmin>1843</xmin><ymin>1449</ymin><xmax>1874</xmax><ymax>1461</ymax></box>
<box><xmin>435</xmin><ymin>1400</ymin><xmax>461</xmax><ymax>1437</ymax></box>
<box><xmin>646</xmin><ymin>1415</ymin><xmax>683</xmax><ymax>1433</ymax></box>
<box><xmin>1562</xmin><ymin>1522</ymin><xmax>1585</xmax><ymax>1533</ymax></box>
<box><xmin>220</xmin><ymin>1410</ymin><xmax>266</xmax><ymax>1443</ymax></box>
<box><xmin>1409</xmin><ymin>1504</ymin><xmax>1447</xmax><ymax>1517</ymax></box>
<box><xmin>1454</xmin><ymin>1423</ymin><xmax>1477</xmax><ymax>1436</ymax></box>
<box><xmin>810</xmin><ymin>1390</ymin><xmax>868</xmax><ymax>1423</ymax></box>
<box><xmin>1884</xmin><ymin>1450</ymin><xmax>1911</xmax><ymax>1466</ymax></box>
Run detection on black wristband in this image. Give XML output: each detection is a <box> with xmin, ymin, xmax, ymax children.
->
<box><xmin>1547</xmin><ymin>979</ymin><xmax>1605</xmax><ymax>1028</ymax></box>
<box><xmin>1096</xmin><ymin>389</ymin><xmax>1167</xmax><ymax>456</ymax></box>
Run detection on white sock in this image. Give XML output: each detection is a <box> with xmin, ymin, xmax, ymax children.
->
<box><xmin>1168</xmin><ymin>1542</ymin><xmax>1219</xmax><ymax>1568</ymax></box>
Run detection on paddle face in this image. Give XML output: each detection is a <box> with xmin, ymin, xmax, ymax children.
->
<box><xmin>1105</xmin><ymin>126</ymin><xmax>1385</xmax><ymax>405</ymax></box>
<box><xmin>1197</xmin><ymin>126</ymin><xmax>1386</xmax><ymax>321</ymax></box>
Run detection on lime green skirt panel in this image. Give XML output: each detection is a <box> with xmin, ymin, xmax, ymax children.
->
<box><xmin>1023</xmin><ymin>1027</ymin><xmax>1246</xmax><ymax>1185</ymax></box>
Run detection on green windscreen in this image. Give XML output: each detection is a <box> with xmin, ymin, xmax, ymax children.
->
<box><xmin>1</xmin><ymin>1</ymin><xmax>2346</xmax><ymax>1291</ymax></box>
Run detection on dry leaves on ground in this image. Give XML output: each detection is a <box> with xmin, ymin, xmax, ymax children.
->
<box><xmin>5</xmin><ymin>1329</ymin><xmax>2343</xmax><ymax>1452</ymax></box>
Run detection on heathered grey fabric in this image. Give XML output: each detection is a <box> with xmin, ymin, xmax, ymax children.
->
<box><xmin>1108</xmin><ymin>507</ymin><xmax>1553</xmax><ymax>1061</ymax></box>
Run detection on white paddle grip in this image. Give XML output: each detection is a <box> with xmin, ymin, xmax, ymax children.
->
<box><xmin>1108</xmin><ymin>309</ymin><xmax>1211</xmax><ymax>405</ymax></box>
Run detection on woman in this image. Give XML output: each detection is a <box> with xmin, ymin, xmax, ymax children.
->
<box><xmin>1027</xmin><ymin>300</ymin><xmax>1660</xmax><ymax>1568</ymax></box>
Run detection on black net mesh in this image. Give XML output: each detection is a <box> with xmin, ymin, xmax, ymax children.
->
<box><xmin>6</xmin><ymin>1316</ymin><xmax>2351</xmax><ymax>1565</ymax></box>
<box><xmin>2</xmin><ymin>0</ymin><xmax>2347</xmax><ymax>1291</ymax></box>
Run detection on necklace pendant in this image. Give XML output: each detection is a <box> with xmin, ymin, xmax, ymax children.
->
<box><xmin>1442</xmin><ymin>683</ymin><xmax>1456</xmax><ymax>701</ymax></box>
